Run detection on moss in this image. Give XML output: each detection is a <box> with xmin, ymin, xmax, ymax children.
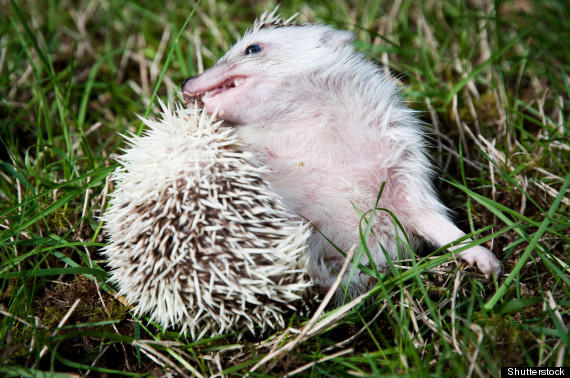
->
<box><xmin>475</xmin><ymin>312</ymin><xmax>537</xmax><ymax>367</ymax></box>
<box><xmin>455</xmin><ymin>90</ymin><xmax>502</xmax><ymax>130</ymax></box>
<box><xmin>35</xmin><ymin>276</ymin><xmax>126</xmax><ymax>330</ymax></box>
<box><xmin>88</xmin><ymin>300</ymin><xmax>128</xmax><ymax>325</ymax></box>
<box><xmin>41</xmin><ymin>306</ymin><xmax>67</xmax><ymax>328</ymax></box>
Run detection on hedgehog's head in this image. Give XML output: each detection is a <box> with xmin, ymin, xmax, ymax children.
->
<box><xmin>182</xmin><ymin>9</ymin><xmax>355</xmax><ymax>124</ymax></box>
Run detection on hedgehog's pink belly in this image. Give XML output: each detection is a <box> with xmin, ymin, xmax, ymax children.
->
<box><xmin>265</xmin><ymin>160</ymin><xmax>407</xmax><ymax>246</ymax></box>
<box><xmin>267</xmin><ymin>157</ymin><xmax>397</xmax><ymax>214</ymax></box>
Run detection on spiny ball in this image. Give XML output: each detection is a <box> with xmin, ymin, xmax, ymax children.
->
<box><xmin>101</xmin><ymin>101</ymin><xmax>313</xmax><ymax>339</ymax></box>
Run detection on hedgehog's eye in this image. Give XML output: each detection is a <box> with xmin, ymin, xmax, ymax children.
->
<box><xmin>244</xmin><ymin>44</ymin><xmax>261</xmax><ymax>55</ymax></box>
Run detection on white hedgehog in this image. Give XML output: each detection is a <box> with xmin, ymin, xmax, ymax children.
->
<box><xmin>182</xmin><ymin>9</ymin><xmax>502</xmax><ymax>296</ymax></box>
<box><xmin>102</xmin><ymin>102</ymin><xmax>313</xmax><ymax>339</ymax></box>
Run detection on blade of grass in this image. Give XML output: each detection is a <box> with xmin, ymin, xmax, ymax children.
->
<box><xmin>138</xmin><ymin>0</ymin><xmax>203</xmax><ymax>134</ymax></box>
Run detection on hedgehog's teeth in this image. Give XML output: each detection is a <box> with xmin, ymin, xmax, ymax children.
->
<box><xmin>185</xmin><ymin>76</ymin><xmax>246</xmax><ymax>108</ymax></box>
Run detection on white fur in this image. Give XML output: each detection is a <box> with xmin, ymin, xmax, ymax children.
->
<box><xmin>182</xmin><ymin>10</ymin><xmax>502</xmax><ymax>297</ymax></box>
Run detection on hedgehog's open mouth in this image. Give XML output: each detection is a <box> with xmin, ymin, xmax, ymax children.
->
<box><xmin>183</xmin><ymin>76</ymin><xmax>247</xmax><ymax>107</ymax></box>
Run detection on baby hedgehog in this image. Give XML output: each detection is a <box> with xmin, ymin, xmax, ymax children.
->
<box><xmin>182</xmin><ymin>9</ymin><xmax>502</xmax><ymax>297</ymax></box>
<box><xmin>102</xmin><ymin>101</ymin><xmax>313</xmax><ymax>339</ymax></box>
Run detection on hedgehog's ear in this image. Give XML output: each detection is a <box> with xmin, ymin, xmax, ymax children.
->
<box><xmin>319</xmin><ymin>29</ymin><xmax>355</xmax><ymax>50</ymax></box>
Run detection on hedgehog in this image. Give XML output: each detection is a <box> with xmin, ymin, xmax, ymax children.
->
<box><xmin>181</xmin><ymin>9</ymin><xmax>502</xmax><ymax>298</ymax></box>
<box><xmin>101</xmin><ymin>101</ymin><xmax>313</xmax><ymax>339</ymax></box>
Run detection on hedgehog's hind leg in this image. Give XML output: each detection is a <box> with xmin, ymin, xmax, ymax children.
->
<box><xmin>412</xmin><ymin>212</ymin><xmax>501</xmax><ymax>277</ymax></box>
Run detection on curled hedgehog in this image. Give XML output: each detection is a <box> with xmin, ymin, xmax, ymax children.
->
<box><xmin>102</xmin><ymin>102</ymin><xmax>313</xmax><ymax>339</ymax></box>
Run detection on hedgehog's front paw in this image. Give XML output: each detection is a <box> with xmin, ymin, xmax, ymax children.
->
<box><xmin>461</xmin><ymin>245</ymin><xmax>502</xmax><ymax>278</ymax></box>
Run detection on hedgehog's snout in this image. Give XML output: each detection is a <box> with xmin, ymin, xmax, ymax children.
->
<box><xmin>181</xmin><ymin>75</ymin><xmax>199</xmax><ymax>91</ymax></box>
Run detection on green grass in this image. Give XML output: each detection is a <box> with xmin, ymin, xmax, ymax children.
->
<box><xmin>1</xmin><ymin>0</ymin><xmax>569</xmax><ymax>376</ymax></box>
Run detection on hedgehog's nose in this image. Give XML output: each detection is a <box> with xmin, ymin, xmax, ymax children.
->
<box><xmin>181</xmin><ymin>75</ymin><xmax>198</xmax><ymax>93</ymax></box>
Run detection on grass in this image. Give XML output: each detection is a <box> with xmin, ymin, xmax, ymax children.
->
<box><xmin>1</xmin><ymin>0</ymin><xmax>569</xmax><ymax>376</ymax></box>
